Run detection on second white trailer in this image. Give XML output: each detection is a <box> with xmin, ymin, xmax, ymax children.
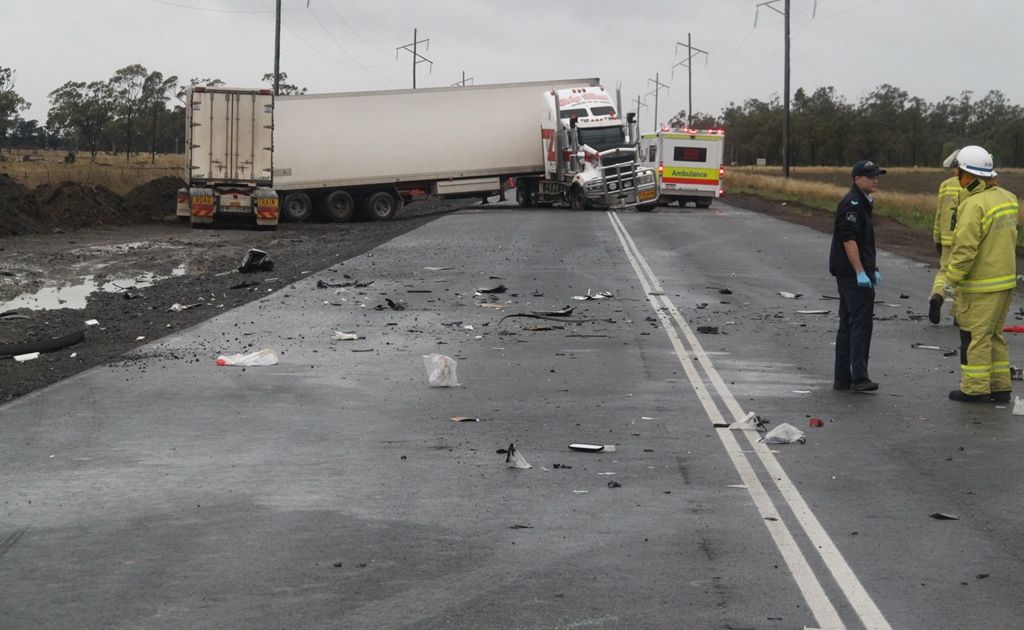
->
<box><xmin>273</xmin><ymin>78</ymin><xmax>599</xmax><ymax>222</ymax></box>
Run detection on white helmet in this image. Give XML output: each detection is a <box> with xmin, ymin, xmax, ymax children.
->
<box><xmin>941</xmin><ymin>149</ymin><xmax>959</xmax><ymax>169</ymax></box>
<box><xmin>957</xmin><ymin>145</ymin><xmax>997</xmax><ymax>178</ymax></box>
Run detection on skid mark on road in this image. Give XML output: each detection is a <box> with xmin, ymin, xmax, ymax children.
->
<box><xmin>608</xmin><ymin>212</ymin><xmax>891</xmax><ymax>630</ymax></box>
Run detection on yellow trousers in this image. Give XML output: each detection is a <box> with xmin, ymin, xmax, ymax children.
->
<box><xmin>957</xmin><ymin>289</ymin><xmax>1014</xmax><ymax>395</ymax></box>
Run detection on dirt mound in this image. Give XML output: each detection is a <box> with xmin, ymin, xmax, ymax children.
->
<box><xmin>0</xmin><ymin>174</ymin><xmax>45</xmax><ymax>237</ymax></box>
<box><xmin>124</xmin><ymin>176</ymin><xmax>187</xmax><ymax>221</ymax></box>
<box><xmin>33</xmin><ymin>182</ymin><xmax>126</xmax><ymax>230</ymax></box>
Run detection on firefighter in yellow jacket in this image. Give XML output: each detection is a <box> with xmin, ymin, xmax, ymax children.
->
<box><xmin>944</xmin><ymin>145</ymin><xmax>1020</xmax><ymax>402</ymax></box>
<box><xmin>928</xmin><ymin>150</ymin><xmax>963</xmax><ymax>324</ymax></box>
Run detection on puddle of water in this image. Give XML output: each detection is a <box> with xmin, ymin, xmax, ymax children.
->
<box><xmin>1</xmin><ymin>266</ymin><xmax>187</xmax><ymax>311</ymax></box>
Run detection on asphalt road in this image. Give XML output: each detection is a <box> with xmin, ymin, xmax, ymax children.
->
<box><xmin>2</xmin><ymin>202</ymin><xmax>1022</xmax><ymax>629</ymax></box>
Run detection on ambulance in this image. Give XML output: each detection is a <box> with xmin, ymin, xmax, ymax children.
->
<box><xmin>640</xmin><ymin>128</ymin><xmax>725</xmax><ymax>207</ymax></box>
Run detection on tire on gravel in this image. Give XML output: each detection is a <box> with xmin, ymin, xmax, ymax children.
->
<box><xmin>322</xmin><ymin>190</ymin><xmax>356</xmax><ymax>222</ymax></box>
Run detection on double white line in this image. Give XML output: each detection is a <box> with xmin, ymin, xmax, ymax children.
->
<box><xmin>607</xmin><ymin>212</ymin><xmax>891</xmax><ymax>630</ymax></box>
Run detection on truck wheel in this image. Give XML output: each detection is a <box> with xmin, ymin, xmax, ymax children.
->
<box><xmin>516</xmin><ymin>182</ymin><xmax>535</xmax><ymax>208</ymax></box>
<box><xmin>696</xmin><ymin>198</ymin><xmax>713</xmax><ymax>208</ymax></box>
<box><xmin>363</xmin><ymin>191</ymin><xmax>399</xmax><ymax>221</ymax></box>
<box><xmin>569</xmin><ymin>185</ymin><xmax>587</xmax><ymax>210</ymax></box>
<box><xmin>323</xmin><ymin>190</ymin><xmax>355</xmax><ymax>222</ymax></box>
<box><xmin>281</xmin><ymin>192</ymin><xmax>313</xmax><ymax>222</ymax></box>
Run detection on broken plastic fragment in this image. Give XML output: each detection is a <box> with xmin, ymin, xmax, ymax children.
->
<box><xmin>84</xmin><ymin>319</ymin><xmax>99</xmax><ymax>326</ymax></box>
<box><xmin>238</xmin><ymin>248</ymin><xmax>274</xmax><ymax>273</ymax></box>
<box><xmin>809</xmin><ymin>417</ymin><xmax>825</xmax><ymax>427</ymax></box>
<box><xmin>451</xmin><ymin>416</ymin><xmax>480</xmax><ymax>422</ymax></box>
<box><xmin>13</xmin><ymin>352</ymin><xmax>39</xmax><ymax>362</ymax></box>
<box><xmin>696</xmin><ymin>326</ymin><xmax>719</xmax><ymax>334</ymax></box>
<box><xmin>216</xmin><ymin>348</ymin><xmax>279</xmax><ymax>367</ymax></box>
<box><xmin>505</xmin><ymin>443</ymin><xmax>532</xmax><ymax>469</ymax></box>
<box><xmin>476</xmin><ymin>284</ymin><xmax>507</xmax><ymax>294</ymax></box>
<box><xmin>910</xmin><ymin>342</ymin><xmax>958</xmax><ymax>357</ymax></box>
<box><xmin>729</xmin><ymin>412</ymin><xmax>762</xmax><ymax>431</ymax></box>
<box><xmin>779</xmin><ymin>291</ymin><xmax>803</xmax><ymax>299</ymax></box>
<box><xmin>423</xmin><ymin>353</ymin><xmax>460</xmax><ymax>387</ymax></box>
<box><xmin>1013</xmin><ymin>396</ymin><xmax>1024</xmax><ymax>416</ymax></box>
<box><xmin>167</xmin><ymin>302</ymin><xmax>201</xmax><ymax>312</ymax></box>
<box><xmin>568</xmin><ymin>443</ymin><xmax>616</xmax><ymax>453</ymax></box>
<box><xmin>929</xmin><ymin>512</ymin><xmax>959</xmax><ymax>521</ymax></box>
<box><xmin>796</xmin><ymin>309</ymin><xmax>829</xmax><ymax>315</ymax></box>
<box><xmin>761</xmin><ymin>422</ymin><xmax>806</xmax><ymax>444</ymax></box>
<box><xmin>333</xmin><ymin>331</ymin><xmax>359</xmax><ymax>341</ymax></box>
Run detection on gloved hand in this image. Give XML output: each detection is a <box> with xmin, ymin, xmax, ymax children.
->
<box><xmin>856</xmin><ymin>271</ymin><xmax>872</xmax><ymax>288</ymax></box>
<box><xmin>874</xmin><ymin>271</ymin><xmax>882</xmax><ymax>287</ymax></box>
<box><xmin>943</xmin><ymin>283</ymin><xmax>956</xmax><ymax>299</ymax></box>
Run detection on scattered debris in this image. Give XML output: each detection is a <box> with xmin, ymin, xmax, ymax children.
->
<box><xmin>607</xmin><ymin>481</ymin><xmax>622</xmax><ymax>488</ymax></box>
<box><xmin>533</xmin><ymin>306</ymin><xmax>574</xmax><ymax>317</ymax></box>
<box><xmin>423</xmin><ymin>266</ymin><xmax>453</xmax><ymax>271</ymax></box>
<box><xmin>1011</xmin><ymin>366</ymin><xmax>1023</xmax><ymax>381</ymax></box>
<box><xmin>505</xmin><ymin>443</ymin><xmax>532</xmax><ymax>469</ymax></box>
<box><xmin>729</xmin><ymin>412</ymin><xmax>766</xmax><ymax>432</ymax></box>
<box><xmin>229</xmin><ymin>280</ymin><xmax>261</xmax><ymax>290</ymax></box>
<box><xmin>1013</xmin><ymin>396</ymin><xmax>1024</xmax><ymax>416</ymax></box>
<box><xmin>476</xmin><ymin>284</ymin><xmax>507</xmax><ymax>294</ymax></box>
<box><xmin>552</xmin><ymin>463</ymin><xmax>573</xmax><ymax>469</ymax></box>
<box><xmin>524</xmin><ymin>324</ymin><xmax>563</xmax><ymax>331</ymax></box>
<box><xmin>423</xmin><ymin>353</ymin><xmax>460</xmax><ymax>387</ymax></box>
<box><xmin>571</xmin><ymin>290</ymin><xmax>613</xmax><ymax>300</ymax></box>
<box><xmin>316</xmin><ymin>279</ymin><xmax>347</xmax><ymax>288</ymax></box>
<box><xmin>648</xmin><ymin>289</ymin><xmax>666</xmax><ymax>296</ymax></box>
<box><xmin>696</xmin><ymin>326</ymin><xmax>719</xmax><ymax>334</ymax></box>
<box><xmin>761</xmin><ymin>422</ymin><xmax>806</xmax><ymax>445</ymax></box>
<box><xmin>13</xmin><ymin>352</ymin><xmax>39</xmax><ymax>362</ymax></box>
<box><xmin>238</xmin><ymin>248</ymin><xmax>274</xmax><ymax>273</ymax></box>
<box><xmin>572</xmin><ymin>490</ymin><xmax>589</xmax><ymax>494</ymax></box>
<box><xmin>497</xmin><ymin>312</ymin><xmax>614</xmax><ymax>325</ymax></box>
<box><xmin>216</xmin><ymin>348</ymin><xmax>279</xmax><ymax>367</ymax></box>
<box><xmin>375</xmin><ymin>298</ymin><xmax>405</xmax><ymax>311</ymax></box>
<box><xmin>333</xmin><ymin>331</ymin><xmax>359</xmax><ymax>341</ymax></box>
<box><xmin>910</xmin><ymin>342</ymin><xmax>957</xmax><ymax>357</ymax></box>
<box><xmin>479</xmin><ymin>303</ymin><xmax>510</xmax><ymax>310</ymax></box>
<box><xmin>809</xmin><ymin>417</ymin><xmax>825</xmax><ymax>427</ymax></box>
<box><xmin>796</xmin><ymin>309</ymin><xmax>829</xmax><ymax>315</ymax></box>
<box><xmin>707</xmin><ymin>286</ymin><xmax>732</xmax><ymax>295</ymax></box>
<box><xmin>792</xmin><ymin>390</ymin><xmax>811</xmax><ymax>394</ymax></box>
<box><xmin>779</xmin><ymin>291</ymin><xmax>802</xmax><ymax>299</ymax></box>
<box><xmin>84</xmin><ymin>319</ymin><xmax>99</xmax><ymax>326</ymax></box>
<box><xmin>929</xmin><ymin>512</ymin><xmax>959</xmax><ymax>521</ymax></box>
<box><xmin>509</xmin><ymin>524</ymin><xmax>533</xmax><ymax>529</ymax></box>
<box><xmin>451</xmin><ymin>416</ymin><xmax>480</xmax><ymax>422</ymax></box>
<box><xmin>167</xmin><ymin>302</ymin><xmax>201</xmax><ymax>312</ymax></box>
<box><xmin>899</xmin><ymin>293</ymin><xmax>909</xmax><ymax>299</ymax></box>
<box><xmin>568</xmin><ymin>443</ymin><xmax>617</xmax><ymax>453</ymax></box>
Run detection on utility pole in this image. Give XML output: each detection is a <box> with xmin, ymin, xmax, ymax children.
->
<box><xmin>632</xmin><ymin>94</ymin><xmax>647</xmax><ymax>139</ymax></box>
<box><xmin>273</xmin><ymin>0</ymin><xmax>281</xmax><ymax>95</ymax></box>
<box><xmin>396</xmin><ymin>28</ymin><xmax>432</xmax><ymax>89</ymax></box>
<box><xmin>647</xmin><ymin>73</ymin><xmax>669</xmax><ymax>132</ymax></box>
<box><xmin>451</xmin><ymin>71</ymin><xmax>474</xmax><ymax>87</ymax></box>
<box><xmin>755</xmin><ymin>0</ymin><xmax>809</xmax><ymax>178</ymax></box>
<box><xmin>672</xmin><ymin>33</ymin><xmax>708</xmax><ymax>128</ymax></box>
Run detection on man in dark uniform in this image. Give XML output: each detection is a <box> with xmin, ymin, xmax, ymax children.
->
<box><xmin>829</xmin><ymin>160</ymin><xmax>885</xmax><ymax>392</ymax></box>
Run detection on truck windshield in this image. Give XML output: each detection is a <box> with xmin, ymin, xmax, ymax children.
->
<box><xmin>577</xmin><ymin>126</ymin><xmax>626</xmax><ymax>152</ymax></box>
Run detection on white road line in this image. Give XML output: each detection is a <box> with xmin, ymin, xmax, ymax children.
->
<box><xmin>608</xmin><ymin>212</ymin><xmax>891</xmax><ymax>630</ymax></box>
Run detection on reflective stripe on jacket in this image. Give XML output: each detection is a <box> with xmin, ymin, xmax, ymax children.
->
<box><xmin>933</xmin><ymin>176</ymin><xmax>962</xmax><ymax>246</ymax></box>
<box><xmin>946</xmin><ymin>182</ymin><xmax>1019</xmax><ymax>293</ymax></box>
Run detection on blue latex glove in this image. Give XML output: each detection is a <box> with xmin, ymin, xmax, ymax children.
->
<box><xmin>856</xmin><ymin>271</ymin><xmax>872</xmax><ymax>288</ymax></box>
<box><xmin>874</xmin><ymin>271</ymin><xmax>882</xmax><ymax>287</ymax></box>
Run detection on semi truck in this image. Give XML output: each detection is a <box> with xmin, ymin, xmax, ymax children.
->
<box><xmin>177</xmin><ymin>86</ymin><xmax>279</xmax><ymax>228</ymax></box>
<box><xmin>640</xmin><ymin>128</ymin><xmax>726</xmax><ymax>208</ymax></box>
<box><xmin>271</xmin><ymin>78</ymin><xmax>655</xmax><ymax>221</ymax></box>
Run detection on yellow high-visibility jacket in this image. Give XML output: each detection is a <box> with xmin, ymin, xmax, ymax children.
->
<box><xmin>933</xmin><ymin>176</ymin><xmax>962</xmax><ymax>247</ymax></box>
<box><xmin>946</xmin><ymin>181</ymin><xmax>1020</xmax><ymax>293</ymax></box>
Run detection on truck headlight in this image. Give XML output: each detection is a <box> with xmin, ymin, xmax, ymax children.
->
<box><xmin>638</xmin><ymin>173</ymin><xmax>655</xmax><ymax>185</ymax></box>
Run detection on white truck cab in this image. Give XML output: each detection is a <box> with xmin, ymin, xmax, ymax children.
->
<box><xmin>640</xmin><ymin>128</ymin><xmax>725</xmax><ymax>208</ymax></box>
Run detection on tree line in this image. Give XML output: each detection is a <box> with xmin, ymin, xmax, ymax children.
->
<box><xmin>0</xmin><ymin>65</ymin><xmax>304</xmax><ymax>162</ymax></box>
<box><xmin>686</xmin><ymin>85</ymin><xmax>1024</xmax><ymax>168</ymax></box>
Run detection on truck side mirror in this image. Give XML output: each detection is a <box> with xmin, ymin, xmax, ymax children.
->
<box><xmin>626</xmin><ymin>112</ymin><xmax>636</xmax><ymax>124</ymax></box>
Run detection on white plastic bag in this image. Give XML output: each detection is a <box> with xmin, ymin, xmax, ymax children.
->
<box><xmin>216</xmin><ymin>348</ymin><xmax>279</xmax><ymax>367</ymax></box>
<box><xmin>423</xmin><ymin>353</ymin><xmax>460</xmax><ymax>387</ymax></box>
<box><xmin>760</xmin><ymin>422</ymin><xmax>806</xmax><ymax>444</ymax></box>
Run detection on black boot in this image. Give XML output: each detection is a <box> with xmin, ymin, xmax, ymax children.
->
<box><xmin>949</xmin><ymin>389</ymin><xmax>989</xmax><ymax>403</ymax></box>
<box><xmin>990</xmin><ymin>391</ymin><xmax>1012</xmax><ymax>403</ymax></box>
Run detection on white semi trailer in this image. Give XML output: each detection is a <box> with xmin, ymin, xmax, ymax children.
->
<box><xmin>177</xmin><ymin>86</ymin><xmax>279</xmax><ymax>228</ymax></box>
<box><xmin>272</xmin><ymin>78</ymin><xmax>656</xmax><ymax>222</ymax></box>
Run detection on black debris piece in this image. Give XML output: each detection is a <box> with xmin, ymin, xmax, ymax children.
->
<box><xmin>477</xmin><ymin>284</ymin><xmax>507</xmax><ymax>294</ymax></box>
<box><xmin>929</xmin><ymin>512</ymin><xmax>960</xmax><ymax>520</ymax></box>
<box><xmin>1</xmin><ymin>329</ymin><xmax>85</xmax><ymax>359</ymax></box>
<box><xmin>229</xmin><ymin>280</ymin><xmax>261</xmax><ymax>290</ymax></box>
<box><xmin>509</xmin><ymin>524</ymin><xmax>533</xmax><ymax>529</ymax></box>
<box><xmin>532</xmin><ymin>306</ymin><xmax>574</xmax><ymax>317</ymax></box>
<box><xmin>607</xmin><ymin>481</ymin><xmax>622</xmax><ymax>488</ymax></box>
<box><xmin>238</xmin><ymin>248</ymin><xmax>274</xmax><ymax>273</ymax></box>
<box><xmin>696</xmin><ymin>326</ymin><xmax>720</xmax><ymax>334</ymax></box>
<box><xmin>316</xmin><ymin>279</ymin><xmax>346</xmax><ymax>288</ymax></box>
<box><xmin>899</xmin><ymin>293</ymin><xmax>909</xmax><ymax>299</ymax></box>
<box><xmin>552</xmin><ymin>463</ymin><xmax>573</xmax><ymax>469</ymax></box>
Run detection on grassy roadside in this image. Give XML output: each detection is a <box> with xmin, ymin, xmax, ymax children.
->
<box><xmin>1</xmin><ymin>149</ymin><xmax>184</xmax><ymax>195</ymax></box>
<box><xmin>727</xmin><ymin>168</ymin><xmax>936</xmax><ymax>232</ymax></box>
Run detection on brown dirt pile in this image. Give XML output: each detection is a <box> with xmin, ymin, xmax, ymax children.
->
<box><xmin>0</xmin><ymin>174</ymin><xmax>45</xmax><ymax>237</ymax></box>
<box><xmin>123</xmin><ymin>176</ymin><xmax>187</xmax><ymax>221</ymax></box>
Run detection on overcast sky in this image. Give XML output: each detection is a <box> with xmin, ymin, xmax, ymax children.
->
<box><xmin>4</xmin><ymin>0</ymin><xmax>1023</xmax><ymax>132</ymax></box>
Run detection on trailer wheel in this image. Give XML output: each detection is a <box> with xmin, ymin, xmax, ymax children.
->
<box><xmin>281</xmin><ymin>192</ymin><xmax>313</xmax><ymax>222</ymax></box>
<box><xmin>363</xmin><ymin>191</ymin><xmax>399</xmax><ymax>221</ymax></box>
<box><xmin>323</xmin><ymin>190</ymin><xmax>356</xmax><ymax>222</ymax></box>
<box><xmin>516</xmin><ymin>182</ymin><xmax>535</xmax><ymax>208</ymax></box>
<box><xmin>569</xmin><ymin>185</ymin><xmax>586</xmax><ymax>210</ymax></box>
<box><xmin>696</xmin><ymin>198</ymin><xmax>713</xmax><ymax>208</ymax></box>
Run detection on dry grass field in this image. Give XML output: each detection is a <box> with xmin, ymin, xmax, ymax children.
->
<box><xmin>729</xmin><ymin>166</ymin><xmax>1024</xmax><ymax>233</ymax></box>
<box><xmin>0</xmin><ymin>149</ymin><xmax>185</xmax><ymax>195</ymax></box>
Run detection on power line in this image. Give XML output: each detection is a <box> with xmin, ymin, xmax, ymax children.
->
<box><xmin>147</xmin><ymin>0</ymin><xmax>301</xmax><ymax>14</ymax></box>
<box><xmin>673</xmin><ymin>33</ymin><xmax>708</xmax><ymax>127</ymax></box>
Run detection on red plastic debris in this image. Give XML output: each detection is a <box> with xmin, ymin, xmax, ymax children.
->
<box><xmin>809</xmin><ymin>417</ymin><xmax>825</xmax><ymax>428</ymax></box>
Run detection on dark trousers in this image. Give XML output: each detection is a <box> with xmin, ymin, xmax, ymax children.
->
<box><xmin>834</xmin><ymin>274</ymin><xmax>875</xmax><ymax>383</ymax></box>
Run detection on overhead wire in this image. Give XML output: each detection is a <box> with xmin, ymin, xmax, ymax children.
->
<box><xmin>145</xmin><ymin>0</ymin><xmax>301</xmax><ymax>14</ymax></box>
